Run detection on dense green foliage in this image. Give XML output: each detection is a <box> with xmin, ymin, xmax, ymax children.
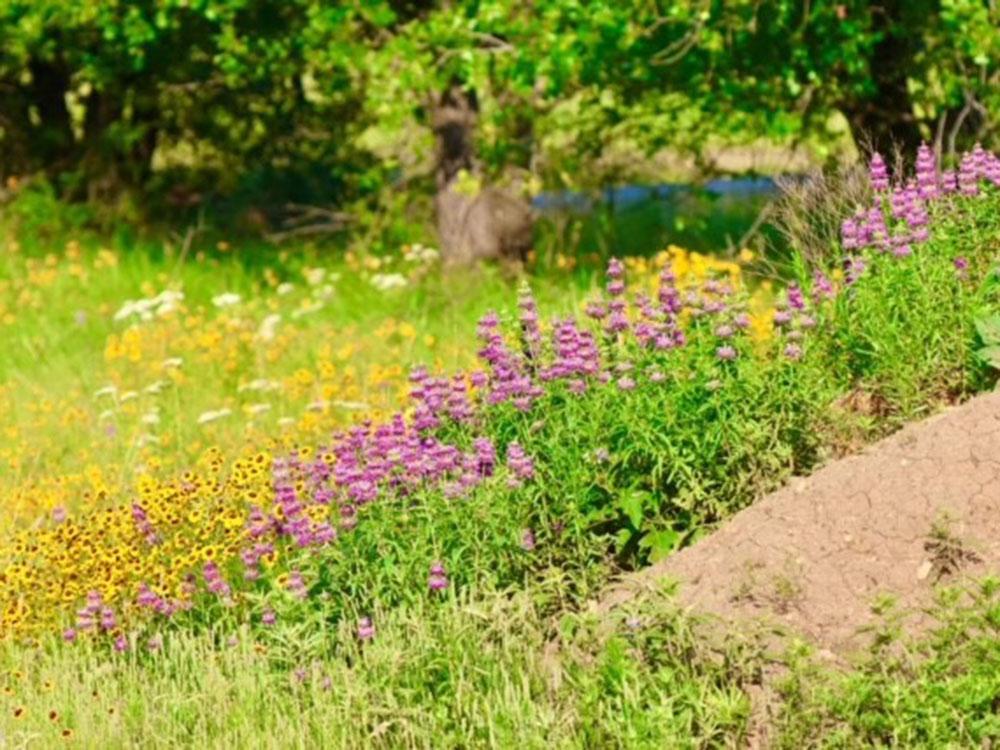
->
<box><xmin>2</xmin><ymin>1</ymin><xmax>997</xmax><ymax>232</ymax></box>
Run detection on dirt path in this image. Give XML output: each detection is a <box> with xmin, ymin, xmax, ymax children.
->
<box><xmin>598</xmin><ymin>391</ymin><xmax>1000</xmax><ymax>656</ymax></box>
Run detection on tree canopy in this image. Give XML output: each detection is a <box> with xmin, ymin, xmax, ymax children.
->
<box><xmin>0</xmin><ymin>0</ymin><xmax>997</xmax><ymax>226</ymax></box>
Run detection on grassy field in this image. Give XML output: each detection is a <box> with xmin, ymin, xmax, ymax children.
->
<box><xmin>2</xmin><ymin>152</ymin><xmax>1000</xmax><ymax>747</ymax></box>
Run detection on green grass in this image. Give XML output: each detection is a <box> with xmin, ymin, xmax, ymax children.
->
<box><xmin>0</xmin><ymin>583</ymin><xmax>755</xmax><ymax>749</ymax></box>
<box><xmin>3</xmin><ymin>579</ymin><xmax>1000</xmax><ymax>748</ymax></box>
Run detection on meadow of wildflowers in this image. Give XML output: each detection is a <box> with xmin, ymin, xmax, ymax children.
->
<box><xmin>2</xmin><ymin>145</ymin><xmax>1000</xmax><ymax>747</ymax></box>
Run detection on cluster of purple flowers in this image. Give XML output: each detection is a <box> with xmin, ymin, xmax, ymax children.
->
<box><xmin>539</xmin><ymin>318</ymin><xmax>600</xmax><ymax>391</ymax></box>
<box><xmin>136</xmin><ymin>581</ymin><xmax>194</xmax><ymax>618</ymax></box>
<box><xmin>286</xmin><ymin>569</ymin><xmax>308</xmax><ymax>599</ymax></box>
<box><xmin>505</xmin><ymin>442</ymin><xmax>534</xmax><ymax>488</ymax></box>
<box><xmin>772</xmin><ymin>283</ymin><xmax>818</xmax><ymax>360</ymax></box>
<box><xmin>960</xmin><ymin>144</ymin><xmax>1000</xmax><ymax>195</ymax></box>
<box><xmin>203</xmin><ymin>561</ymin><xmax>232</xmax><ymax>599</ymax></box>
<box><xmin>844</xmin><ymin>143</ymin><xmax>1000</xmax><ymax>269</ymax></box>
<box><xmin>240</xmin><ymin>540</ymin><xmax>276</xmax><ymax>581</ymax></box>
<box><xmin>587</xmin><ymin>262</ymin><xmax>686</xmax><ymax>355</ymax></box>
<box><xmin>65</xmin><ymin>590</ymin><xmax>117</xmax><ymax>641</ymax></box>
<box><xmin>268</xmin><ymin>465</ymin><xmax>338</xmax><ymax>548</ymax></box>
<box><xmin>131</xmin><ymin>502</ymin><xmax>160</xmax><ymax>545</ymax></box>
<box><xmin>476</xmin><ymin>311</ymin><xmax>544</xmax><ymax>410</ymax></box>
<box><xmin>409</xmin><ymin>366</ymin><xmax>475</xmax><ymax>429</ymax></box>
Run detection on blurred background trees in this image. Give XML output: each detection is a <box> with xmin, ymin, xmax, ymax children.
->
<box><xmin>0</xmin><ymin>0</ymin><xmax>997</xmax><ymax>260</ymax></box>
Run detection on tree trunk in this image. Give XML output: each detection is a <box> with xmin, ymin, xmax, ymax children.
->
<box><xmin>840</xmin><ymin>2</ymin><xmax>925</xmax><ymax>158</ymax></box>
<box><xmin>431</xmin><ymin>85</ymin><xmax>533</xmax><ymax>265</ymax></box>
<box><xmin>76</xmin><ymin>86</ymin><xmax>159</xmax><ymax>204</ymax></box>
<box><xmin>26</xmin><ymin>60</ymin><xmax>75</xmax><ymax>172</ymax></box>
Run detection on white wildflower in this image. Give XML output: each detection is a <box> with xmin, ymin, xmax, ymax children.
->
<box><xmin>276</xmin><ymin>282</ymin><xmax>295</xmax><ymax>296</ymax></box>
<box><xmin>370</xmin><ymin>273</ymin><xmax>407</xmax><ymax>291</ymax></box>
<box><xmin>212</xmin><ymin>292</ymin><xmax>242</xmax><ymax>309</ymax></box>
<box><xmin>197</xmin><ymin>408</ymin><xmax>232</xmax><ymax>425</ymax></box>
<box><xmin>113</xmin><ymin>300</ymin><xmax>148</xmax><ymax>322</ymax></box>
<box><xmin>154</xmin><ymin>290</ymin><xmax>184</xmax><ymax>317</ymax></box>
<box><xmin>144</xmin><ymin>380</ymin><xmax>169</xmax><ymax>395</ymax></box>
<box><xmin>162</xmin><ymin>357</ymin><xmax>184</xmax><ymax>370</ymax></box>
<box><xmin>119</xmin><ymin>391</ymin><xmax>138</xmax><ymax>403</ymax></box>
<box><xmin>256</xmin><ymin>314</ymin><xmax>281</xmax><ymax>342</ymax></box>
<box><xmin>93</xmin><ymin>385</ymin><xmax>118</xmax><ymax>399</ymax></box>
<box><xmin>306</xmin><ymin>400</ymin><xmax>329</xmax><ymax>412</ymax></box>
<box><xmin>238</xmin><ymin>378</ymin><xmax>281</xmax><ymax>393</ymax></box>
<box><xmin>278</xmin><ymin>417</ymin><xmax>296</xmax><ymax>427</ymax></box>
<box><xmin>141</xmin><ymin>411</ymin><xmax>160</xmax><ymax>426</ymax></box>
<box><xmin>112</xmin><ymin>300</ymin><xmax>135</xmax><ymax>321</ymax></box>
<box><xmin>114</xmin><ymin>290</ymin><xmax>184</xmax><ymax>322</ymax></box>
<box><xmin>403</xmin><ymin>243</ymin><xmax>440</xmax><ymax>264</ymax></box>
<box><xmin>245</xmin><ymin>403</ymin><xmax>272</xmax><ymax>416</ymax></box>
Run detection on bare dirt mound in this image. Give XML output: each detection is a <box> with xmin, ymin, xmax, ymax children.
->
<box><xmin>599</xmin><ymin>390</ymin><xmax>1000</xmax><ymax>655</ymax></box>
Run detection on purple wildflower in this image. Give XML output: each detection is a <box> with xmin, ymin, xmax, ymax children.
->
<box><xmin>845</xmin><ymin>256</ymin><xmax>867</xmax><ymax>286</ymax></box>
<box><xmin>521</xmin><ymin>528</ymin><xmax>536</xmax><ymax>551</ymax></box>
<box><xmin>915</xmin><ymin>142</ymin><xmax>938</xmax><ymax>199</ymax></box>
<box><xmin>428</xmin><ymin>562</ymin><xmax>449</xmax><ymax>591</ymax></box>
<box><xmin>812</xmin><ymin>271</ymin><xmax>835</xmax><ymax>303</ymax></box>
<box><xmin>357</xmin><ymin>616</ymin><xmax>375</xmax><ymax>641</ymax></box>
<box><xmin>784</xmin><ymin>344</ymin><xmax>803</xmax><ymax>361</ymax></box>
<box><xmin>99</xmin><ymin>606</ymin><xmax>117</xmax><ymax>631</ymax></box>
<box><xmin>506</xmin><ymin>442</ymin><xmax>535</xmax><ymax>486</ymax></box>
<box><xmin>959</xmin><ymin>151</ymin><xmax>979</xmax><ymax>195</ymax></box>
<box><xmin>286</xmin><ymin>570</ymin><xmax>308</xmax><ymax>600</ymax></box>
<box><xmin>786</xmin><ymin>284</ymin><xmax>806</xmax><ymax>311</ymax></box>
<box><xmin>716</xmin><ymin>345</ymin><xmax>737</xmax><ymax>361</ymax></box>
<box><xmin>869</xmin><ymin>152</ymin><xmax>890</xmax><ymax>192</ymax></box>
<box><xmin>585</xmin><ymin>301</ymin><xmax>608</xmax><ymax>320</ymax></box>
<box><xmin>841</xmin><ymin>218</ymin><xmax>859</xmax><ymax>250</ymax></box>
<box><xmin>954</xmin><ymin>256</ymin><xmax>969</xmax><ymax>279</ymax></box>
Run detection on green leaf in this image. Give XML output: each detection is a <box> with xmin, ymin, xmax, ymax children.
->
<box><xmin>639</xmin><ymin>529</ymin><xmax>681</xmax><ymax>563</ymax></box>
<box><xmin>976</xmin><ymin>345</ymin><xmax>1000</xmax><ymax>370</ymax></box>
<box><xmin>617</xmin><ymin>489</ymin><xmax>649</xmax><ymax>530</ymax></box>
<box><xmin>975</xmin><ymin>315</ymin><xmax>1000</xmax><ymax>346</ymax></box>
